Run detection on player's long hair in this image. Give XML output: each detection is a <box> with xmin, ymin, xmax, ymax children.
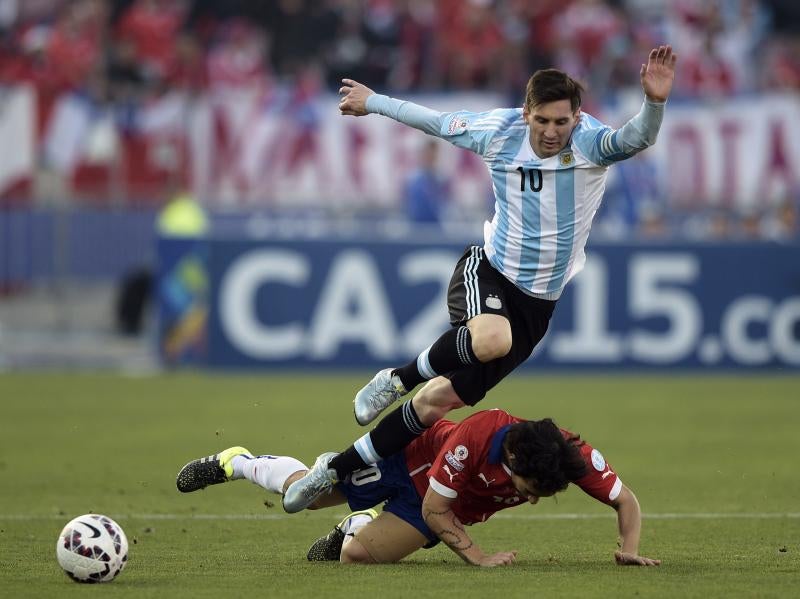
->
<box><xmin>503</xmin><ymin>419</ymin><xmax>588</xmax><ymax>496</ymax></box>
<box><xmin>525</xmin><ymin>69</ymin><xmax>584</xmax><ymax>112</ymax></box>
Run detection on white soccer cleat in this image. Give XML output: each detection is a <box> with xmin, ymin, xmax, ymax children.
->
<box><xmin>282</xmin><ymin>452</ymin><xmax>339</xmax><ymax>513</ymax></box>
<box><xmin>353</xmin><ymin>368</ymin><xmax>407</xmax><ymax>426</ymax></box>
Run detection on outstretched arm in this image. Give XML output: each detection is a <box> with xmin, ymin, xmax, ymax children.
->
<box><xmin>422</xmin><ymin>486</ymin><xmax>517</xmax><ymax>567</ymax></box>
<box><xmin>338</xmin><ymin>79</ymin><xmax>375</xmax><ymax>117</ymax></box>
<box><xmin>610</xmin><ymin>484</ymin><xmax>661</xmax><ymax>566</ymax></box>
<box><xmin>338</xmin><ymin>79</ymin><xmax>444</xmax><ymax>136</ymax></box>
<box><xmin>640</xmin><ymin>45</ymin><xmax>678</xmax><ymax>103</ymax></box>
<box><xmin>339</xmin><ymin>79</ymin><xmax>505</xmax><ymax>155</ymax></box>
<box><xmin>573</xmin><ymin>46</ymin><xmax>677</xmax><ymax>163</ymax></box>
<box><xmin>615</xmin><ymin>46</ymin><xmax>678</xmax><ymax>154</ymax></box>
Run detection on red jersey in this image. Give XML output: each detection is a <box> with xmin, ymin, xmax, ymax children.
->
<box><xmin>403</xmin><ymin>409</ymin><xmax>621</xmax><ymax>525</ymax></box>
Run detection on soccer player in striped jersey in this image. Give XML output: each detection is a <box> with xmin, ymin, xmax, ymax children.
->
<box><xmin>282</xmin><ymin>46</ymin><xmax>677</xmax><ymax>514</ymax></box>
<box><xmin>177</xmin><ymin>410</ymin><xmax>660</xmax><ymax>567</ymax></box>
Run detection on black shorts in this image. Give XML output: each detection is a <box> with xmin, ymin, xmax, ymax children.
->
<box><xmin>445</xmin><ymin>246</ymin><xmax>557</xmax><ymax>406</ymax></box>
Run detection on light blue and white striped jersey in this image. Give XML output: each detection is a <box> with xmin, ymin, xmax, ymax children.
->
<box><xmin>366</xmin><ymin>95</ymin><xmax>664</xmax><ymax>299</ymax></box>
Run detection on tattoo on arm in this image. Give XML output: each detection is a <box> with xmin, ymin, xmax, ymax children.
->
<box><xmin>423</xmin><ymin>507</ymin><xmax>474</xmax><ymax>554</ymax></box>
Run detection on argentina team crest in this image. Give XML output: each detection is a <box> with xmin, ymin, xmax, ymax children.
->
<box><xmin>485</xmin><ymin>294</ymin><xmax>502</xmax><ymax>310</ymax></box>
<box><xmin>559</xmin><ymin>152</ymin><xmax>574</xmax><ymax>166</ymax></box>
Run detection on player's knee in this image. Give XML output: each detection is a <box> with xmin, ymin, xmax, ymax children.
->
<box><xmin>472</xmin><ymin>327</ymin><xmax>512</xmax><ymax>361</ymax></box>
<box><xmin>340</xmin><ymin>538</ymin><xmax>375</xmax><ymax>564</ymax></box>
<box><xmin>281</xmin><ymin>470</ymin><xmax>308</xmax><ymax>495</ymax></box>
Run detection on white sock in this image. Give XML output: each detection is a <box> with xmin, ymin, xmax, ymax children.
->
<box><xmin>232</xmin><ymin>455</ymin><xmax>307</xmax><ymax>494</ymax></box>
<box><xmin>340</xmin><ymin>513</ymin><xmax>375</xmax><ymax>550</ymax></box>
<box><xmin>225</xmin><ymin>451</ymin><xmax>254</xmax><ymax>479</ymax></box>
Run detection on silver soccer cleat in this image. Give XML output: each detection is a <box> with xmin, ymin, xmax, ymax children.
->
<box><xmin>353</xmin><ymin>368</ymin><xmax>407</xmax><ymax>426</ymax></box>
<box><xmin>282</xmin><ymin>452</ymin><xmax>339</xmax><ymax>513</ymax></box>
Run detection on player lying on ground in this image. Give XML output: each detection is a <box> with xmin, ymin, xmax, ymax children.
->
<box><xmin>177</xmin><ymin>409</ymin><xmax>660</xmax><ymax>567</ymax></box>
<box><xmin>283</xmin><ymin>45</ymin><xmax>677</xmax><ymax>514</ymax></box>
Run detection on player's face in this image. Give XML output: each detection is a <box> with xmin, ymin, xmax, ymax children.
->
<box><xmin>510</xmin><ymin>473</ymin><xmax>556</xmax><ymax>505</ymax></box>
<box><xmin>523</xmin><ymin>99</ymin><xmax>580</xmax><ymax>158</ymax></box>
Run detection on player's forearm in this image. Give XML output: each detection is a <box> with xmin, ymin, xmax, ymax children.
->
<box><xmin>616</xmin><ymin>99</ymin><xmax>665</xmax><ymax>154</ymax></box>
<box><xmin>615</xmin><ymin>488</ymin><xmax>643</xmax><ymax>555</ymax></box>
<box><xmin>365</xmin><ymin>94</ymin><xmax>443</xmax><ymax>137</ymax></box>
<box><xmin>423</xmin><ymin>507</ymin><xmax>485</xmax><ymax>565</ymax></box>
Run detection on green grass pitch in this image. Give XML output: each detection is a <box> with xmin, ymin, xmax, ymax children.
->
<box><xmin>1</xmin><ymin>373</ymin><xmax>798</xmax><ymax>598</ymax></box>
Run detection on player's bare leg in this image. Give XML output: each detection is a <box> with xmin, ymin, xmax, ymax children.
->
<box><xmin>411</xmin><ymin>377</ymin><xmax>467</xmax><ymax>426</ymax></box>
<box><xmin>307</xmin><ymin>509</ymin><xmax>379</xmax><ymax>561</ymax></box>
<box><xmin>340</xmin><ymin>512</ymin><xmax>429</xmax><ymax>564</ymax></box>
<box><xmin>465</xmin><ymin>313</ymin><xmax>512</xmax><ymax>362</ymax></box>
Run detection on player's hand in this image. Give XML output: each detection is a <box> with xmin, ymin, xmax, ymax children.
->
<box><xmin>640</xmin><ymin>45</ymin><xmax>677</xmax><ymax>103</ymax></box>
<box><xmin>614</xmin><ymin>550</ymin><xmax>661</xmax><ymax>566</ymax></box>
<box><xmin>474</xmin><ymin>551</ymin><xmax>518</xmax><ymax>567</ymax></box>
<box><xmin>339</xmin><ymin>79</ymin><xmax>374</xmax><ymax>116</ymax></box>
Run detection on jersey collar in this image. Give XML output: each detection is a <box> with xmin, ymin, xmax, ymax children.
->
<box><xmin>488</xmin><ymin>424</ymin><xmax>513</xmax><ymax>465</ymax></box>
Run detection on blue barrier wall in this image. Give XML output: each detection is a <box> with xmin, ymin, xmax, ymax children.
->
<box><xmin>158</xmin><ymin>236</ymin><xmax>800</xmax><ymax>370</ymax></box>
<box><xmin>1</xmin><ymin>208</ymin><xmax>156</xmax><ymax>282</ymax></box>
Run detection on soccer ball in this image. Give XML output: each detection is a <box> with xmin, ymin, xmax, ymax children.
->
<box><xmin>55</xmin><ymin>514</ymin><xmax>129</xmax><ymax>583</ymax></box>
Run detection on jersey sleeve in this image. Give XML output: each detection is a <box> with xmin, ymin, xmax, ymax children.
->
<box><xmin>427</xmin><ymin>411</ymin><xmax>511</xmax><ymax>498</ymax></box>
<box><xmin>572</xmin><ymin>101</ymin><xmax>664</xmax><ymax>166</ymax></box>
<box><xmin>365</xmin><ymin>94</ymin><xmax>511</xmax><ymax>156</ymax></box>
<box><xmin>573</xmin><ymin>441</ymin><xmax>623</xmax><ymax>506</ymax></box>
<box><xmin>436</xmin><ymin>108</ymin><xmax>518</xmax><ymax>155</ymax></box>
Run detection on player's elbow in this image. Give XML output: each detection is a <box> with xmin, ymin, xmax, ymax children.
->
<box><xmin>612</xmin><ymin>484</ymin><xmax>641</xmax><ymax>512</ymax></box>
<box><xmin>639</xmin><ymin>132</ymin><xmax>658</xmax><ymax>149</ymax></box>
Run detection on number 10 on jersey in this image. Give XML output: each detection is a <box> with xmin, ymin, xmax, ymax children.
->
<box><xmin>516</xmin><ymin>167</ymin><xmax>543</xmax><ymax>192</ymax></box>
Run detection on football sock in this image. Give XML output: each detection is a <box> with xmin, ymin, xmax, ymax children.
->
<box><xmin>341</xmin><ymin>514</ymin><xmax>373</xmax><ymax>550</ymax></box>
<box><xmin>233</xmin><ymin>455</ymin><xmax>308</xmax><ymax>494</ymax></box>
<box><xmin>394</xmin><ymin>326</ymin><xmax>478</xmax><ymax>391</ymax></box>
<box><xmin>227</xmin><ymin>451</ymin><xmax>254</xmax><ymax>479</ymax></box>
<box><xmin>330</xmin><ymin>400</ymin><xmax>428</xmax><ymax>479</ymax></box>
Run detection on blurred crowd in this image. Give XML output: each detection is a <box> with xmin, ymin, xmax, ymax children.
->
<box><xmin>0</xmin><ymin>0</ymin><xmax>798</xmax><ymax>241</ymax></box>
<box><xmin>1</xmin><ymin>0</ymin><xmax>798</xmax><ymax>101</ymax></box>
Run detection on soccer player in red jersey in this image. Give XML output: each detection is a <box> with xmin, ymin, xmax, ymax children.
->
<box><xmin>177</xmin><ymin>409</ymin><xmax>660</xmax><ymax>567</ymax></box>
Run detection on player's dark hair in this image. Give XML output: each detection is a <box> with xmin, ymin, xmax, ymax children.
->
<box><xmin>524</xmin><ymin>69</ymin><xmax>584</xmax><ymax>112</ymax></box>
<box><xmin>503</xmin><ymin>419</ymin><xmax>588</xmax><ymax>496</ymax></box>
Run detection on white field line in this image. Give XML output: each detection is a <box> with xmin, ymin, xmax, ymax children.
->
<box><xmin>1</xmin><ymin>512</ymin><xmax>798</xmax><ymax>521</ymax></box>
